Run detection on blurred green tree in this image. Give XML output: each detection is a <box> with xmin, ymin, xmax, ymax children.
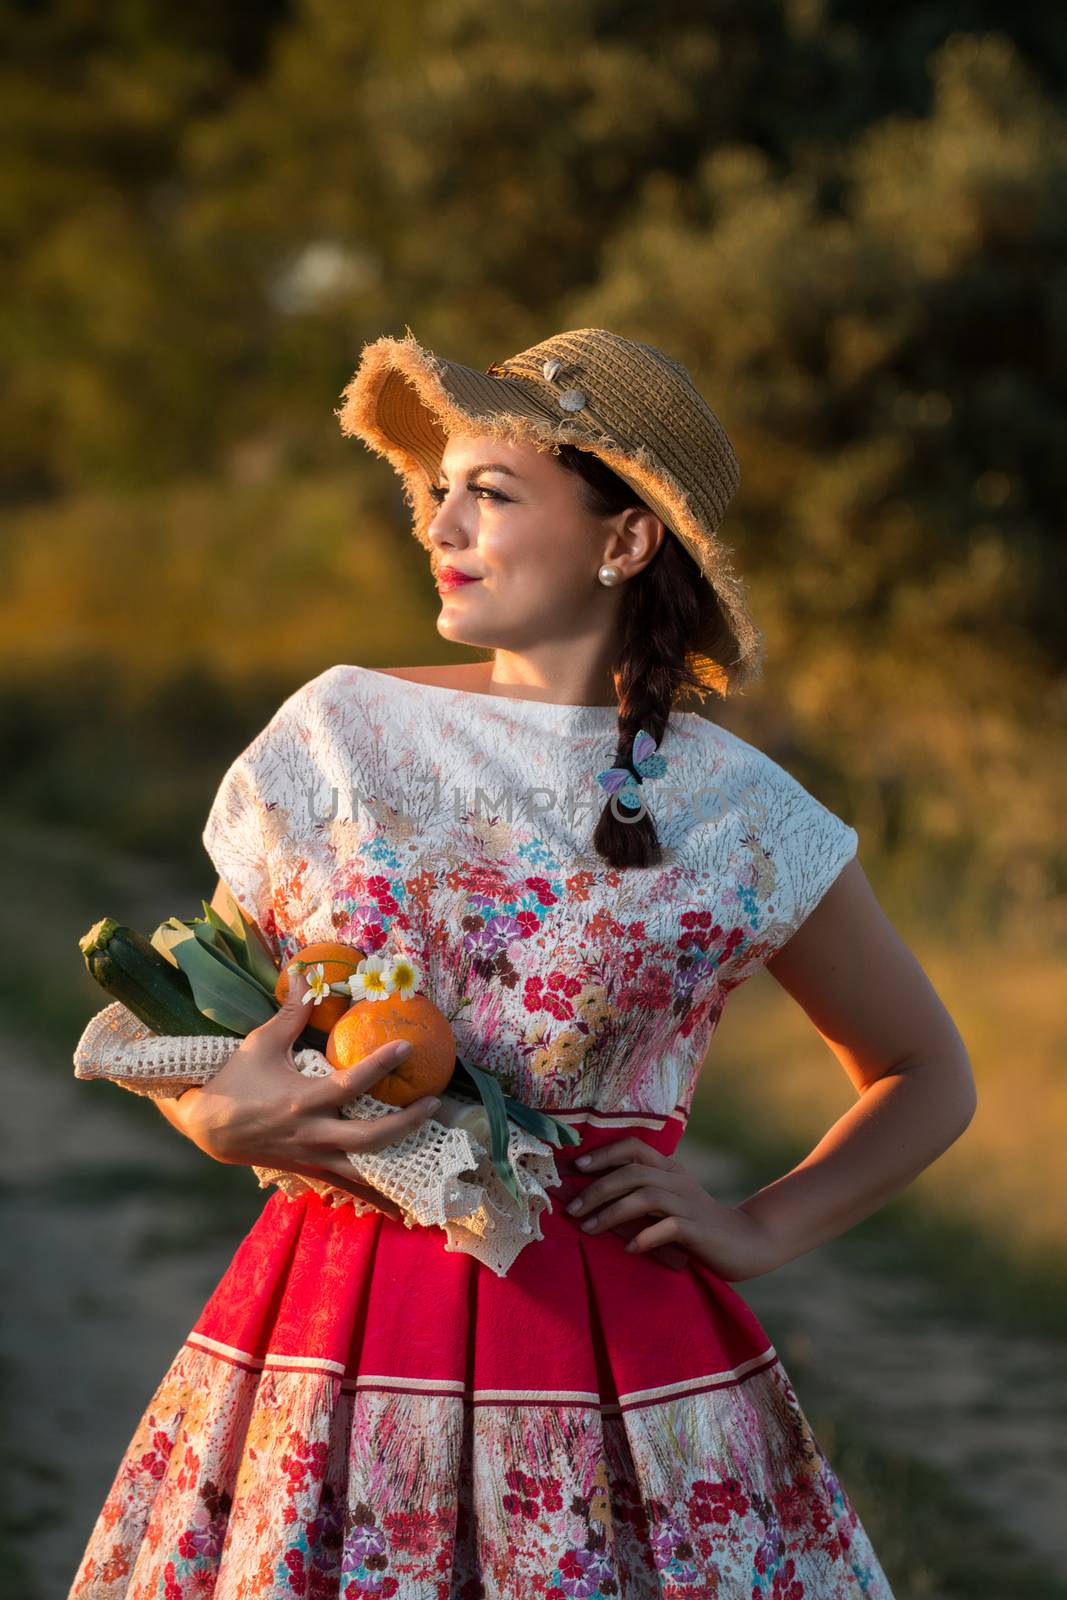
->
<box><xmin>1</xmin><ymin>1</ymin><xmax>1064</xmax><ymax>934</ymax></box>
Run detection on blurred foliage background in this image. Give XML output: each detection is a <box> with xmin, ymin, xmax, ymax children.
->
<box><xmin>5</xmin><ymin>0</ymin><xmax>1067</xmax><ymax>1267</ymax></box>
<box><xmin>3</xmin><ymin>0</ymin><xmax>1065</xmax><ymax>941</ymax></box>
<box><xmin>4</xmin><ymin>3</ymin><xmax>1067</xmax><ymax>1590</ymax></box>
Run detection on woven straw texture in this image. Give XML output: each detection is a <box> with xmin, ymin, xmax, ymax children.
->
<box><xmin>336</xmin><ymin>327</ymin><xmax>764</xmax><ymax>692</ymax></box>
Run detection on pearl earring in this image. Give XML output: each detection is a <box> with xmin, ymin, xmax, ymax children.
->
<box><xmin>598</xmin><ymin>564</ymin><xmax>623</xmax><ymax>587</ymax></box>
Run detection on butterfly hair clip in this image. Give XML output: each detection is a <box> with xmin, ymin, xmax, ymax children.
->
<box><xmin>596</xmin><ymin>729</ymin><xmax>669</xmax><ymax>811</ymax></box>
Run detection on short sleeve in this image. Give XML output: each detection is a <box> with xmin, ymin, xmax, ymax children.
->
<box><xmin>202</xmin><ymin>749</ymin><xmax>271</xmax><ymax>922</ymax></box>
<box><xmin>697</xmin><ymin>726</ymin><xmax>863</xmax><ymax>985</ymax></box>
<box><xmin>200</xmin><ymin>667</ymin><xmax>336</xmax><ymax>930</ymax></box>
<box><xmin>762</xmin><ymin>754</ymin><xmax>858</xmax><ymax>947</ymax></box>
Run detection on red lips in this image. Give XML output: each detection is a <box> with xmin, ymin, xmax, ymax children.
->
<box><xmin>437</xmin><ymin>568</ymin><xmax>482</xmax><ymax>590</ymax></box>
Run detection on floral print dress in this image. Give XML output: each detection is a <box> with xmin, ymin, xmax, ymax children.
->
<box><xmin>68</xmin><ymin>663</ymin><xmax>895</xmax><ymax>1600</ymax></box>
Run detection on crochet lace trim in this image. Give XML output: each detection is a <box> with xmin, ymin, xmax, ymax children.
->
<box><xmin>73</xmin><ymin>1001</ymin><xmax>561</xmax><ymax>1278</ymax></box>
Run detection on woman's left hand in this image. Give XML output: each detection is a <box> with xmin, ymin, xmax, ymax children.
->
<box><xmin>566</xmin><ymin>1138</ymin><xmax>784</xmax><ymax>1282</ymax></box>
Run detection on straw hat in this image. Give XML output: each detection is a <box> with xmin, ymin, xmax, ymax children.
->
<box><xmin>336</xmin><ymin>326</ymin><xmax>764</xmax><ymax>691</ymax></box>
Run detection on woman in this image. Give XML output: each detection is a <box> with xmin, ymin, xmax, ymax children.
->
<box><xmin>69</xmin><ymin>328</ymin><xmax>976</xmax><ymax>1597</ymax></box>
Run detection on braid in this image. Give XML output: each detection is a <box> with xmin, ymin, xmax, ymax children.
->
<box><xmin>552</xmin><ymin>444</ymin><xmax>741</xmax><ymax>870</ymax></box>
<box><xmin>593</xmin><ymin>537</ymin><xmax>711</xmax><ymax>867</ymax></box>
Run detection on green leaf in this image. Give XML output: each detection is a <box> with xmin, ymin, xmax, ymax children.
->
<box><xmin>151</xmin><ymin>920</ymin><xmax>277</xmax><ymax>1033</ymax></box>
<box><xmin>457</xmin><ymin>1057</ymin><xmax>522</xmax><ymax>1204</ymax></box>
<box><xmin>501</xmin><ymin>1096</ymin><xmax>581</xmax><ymax>1148</ymax></box>
<box><xmin>189</xmin><ymin>919</ymin><xmax>276</xmax><ymax>1001</ymax></box>
<box><xmin>453</xmin><ymin>1055</ymin><xmax>579</xmax><ymax>1150</ymax></box>
<box><xmin>201</xmin><ymin>901</ymin><xmax>247</xmax><ymax>962</ymax></box>
<box><xmin>201</xmin><ymin>892</ymin><xmax>280</xmax><ymax>992</ymax></box>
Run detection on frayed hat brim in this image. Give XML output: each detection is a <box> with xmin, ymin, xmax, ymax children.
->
<box><xmin>336</xmin><ymin>329</ymin><xmax>764</xmax><ymax>693</ymax></box>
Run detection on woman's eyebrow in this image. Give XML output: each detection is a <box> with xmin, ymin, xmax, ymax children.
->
<box><xmin>438</xmin><ymin>463</ymin><xmax>522</xmax><ymax>481</ymax></box>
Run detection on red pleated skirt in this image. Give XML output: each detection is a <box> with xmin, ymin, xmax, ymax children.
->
<box><xmin>67</xmin><ymin>1125</ymin><xmax>896</xmax><ymax>1599</ymax></box>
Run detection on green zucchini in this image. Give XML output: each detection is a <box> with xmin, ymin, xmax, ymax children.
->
<box><xmin>80</xmin><ymin>917</ymin><xmax>237</xmax><ymax>1037</ymax></box>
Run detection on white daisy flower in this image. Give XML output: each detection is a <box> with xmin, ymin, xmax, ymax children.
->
<box><xmin>300</xmin><ymin>962</ymin><xmax>330</xmax><ymax>1005</ymax></box>
<box><xmin>346</xmin><ymin>954</ymin><xmax>394</xmax><ymax>1001</ymax></box>
<box><xmin>385</xmin><ymin>955</ymin><xmax>422</xmax><ymax>997</ymax></box>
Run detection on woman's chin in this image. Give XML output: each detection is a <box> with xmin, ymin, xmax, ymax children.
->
<box><xmin>435</xmin><ymin>611</ymin><xmax>500</xmax><ymax>649</ymax></box>
<box><xmin>435</xmin><ymin>613</ymin><xmax>474</xmax><ymax>643</ymax></box>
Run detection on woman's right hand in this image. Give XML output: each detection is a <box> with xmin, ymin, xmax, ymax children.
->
<box><xmin>175</xmin><ymin>968</ymin><xmax>442</xmax><ymax>1221</ymax></box>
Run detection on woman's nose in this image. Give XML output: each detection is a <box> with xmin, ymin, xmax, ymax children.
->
<box><xmin>428</xmin><ymin>509</ymin><xmax>470</xmax><ymax>549</ymax></box>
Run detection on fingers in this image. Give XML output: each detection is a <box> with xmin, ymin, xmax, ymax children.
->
<box><xmin>301</xmin><ymin>1037</ymin><xmax>441</xmax><ymax>1116</ymax></box>
<box><xmin>313</xmin><ymin>1162</ymin><xmax>405</xmax><ymax>1222</ymax></box>
<box><xmin>567</xmin><ymin>1161</ymin><xmax>677</xmax><ymax>1217</ymax></box>
<box><xmin>338</xmin><ymin>1039</ymin><xmax>419</xmax><ymax>1098</ymax></box>
<box><xmin>257</xmin><ymin>963</ymin><xmax>316</xmax><ymax>1046</ymax></box>
<box><xmin>355</xmin><ymin>1097</ymin><xmax>446</xmax><ymax>1151</ymax></box>
<box><xmin>302</xmin><ymin>1096</ymin><xmax>444</xmax><ymax>1156</ymax></box>
<box><xmin>616</xmin><ymin>1217</ymin><xmax>691</xmax><ymax>1270</ymax></box>
<box><xmin>280</xmin><ymin>1158</ymin><xmax>404</xmax><ymax>1221</ymax></box>
<box><xmin>302</xmin><ymin>1041</ymin><xmax>404</xmax><ymax>1107</ymax></box>
<box><xmin>346</xmin><ymin>1185</ymin><xmax>403</xmax><ymax>1223</ymax></box>
<box><xmin>621</xmin><ymin>1215</ymin><xmax>685</xmax><ymax>1254</ymax></box>
<box><xmin>570</xmin><ymin>1183</ymin><xmax>681</xmax><ymax>1236</ymax></box>
<box><xmin>575</xmin><ymin>1137</ymin><xmax>674</xmax><ymax>1172</ymax></box>
<box><xmin>564</xmin><ymin>1150</ymin><xmax>693</xmax><ymax>1270</ymax></box>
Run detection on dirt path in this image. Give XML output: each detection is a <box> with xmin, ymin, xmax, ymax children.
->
<box><xmin>0</xmin><ymin>1029</ymin><xmax>254</xmax><ymax>1598</ymax></box>
<box><xmin>676</xmin><ymin>1137</ymin><xmax>1067</xmax><ymax>1569</ymax></box>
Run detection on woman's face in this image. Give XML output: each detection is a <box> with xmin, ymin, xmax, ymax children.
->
<box><xmin>426</xmin><ymin>430</ymin><xmax>661</xmax><ymax>660</ymax></box>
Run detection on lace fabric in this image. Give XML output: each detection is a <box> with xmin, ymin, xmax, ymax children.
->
<box><xmin>72</xmin><ymin>1001</ymin><xmax>562</xmax><ymax>1278</ymax></box>
<box><xmin>201</xmin><ymin>665</ymin><xmax>860</xmax><ymax>1120</ymax></box>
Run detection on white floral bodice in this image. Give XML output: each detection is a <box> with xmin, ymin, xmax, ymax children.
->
<box><xmin>202</xmin><ymin>664</ymin><xmax>857</xmax><ymax>1130</ymax></box>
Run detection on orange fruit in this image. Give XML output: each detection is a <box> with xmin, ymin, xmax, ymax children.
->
<box><xmin>275</xmin><ymin>941</ymin><xmax>366</xmax><ymax>1034</ymax></box>
<box><xmin>325</xmin><ymin>991</ymin><xmax>456</xmax><ymax>1107</ymax></box>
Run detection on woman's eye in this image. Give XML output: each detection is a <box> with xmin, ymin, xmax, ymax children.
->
<box><xmin>428</xmin><ymin>483</ymin><xmax>507</xmax><ymax>503</ymax></box>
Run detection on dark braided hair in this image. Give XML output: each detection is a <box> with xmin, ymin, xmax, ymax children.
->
<box><xmin>552</xmin><ymin>443</ymin><xmax>739</xmax><ymax>870</ymax></box>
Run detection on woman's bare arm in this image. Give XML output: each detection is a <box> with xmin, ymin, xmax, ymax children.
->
<box><xmin>154</xmin><ymin>1086</ymin><xmax>203</xmax><ymax>1135</ymax></box>
<box><xmin>737</xmin><ymin>857</ymin><xmax>978</xmax><ymax>1265</ymax></box>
